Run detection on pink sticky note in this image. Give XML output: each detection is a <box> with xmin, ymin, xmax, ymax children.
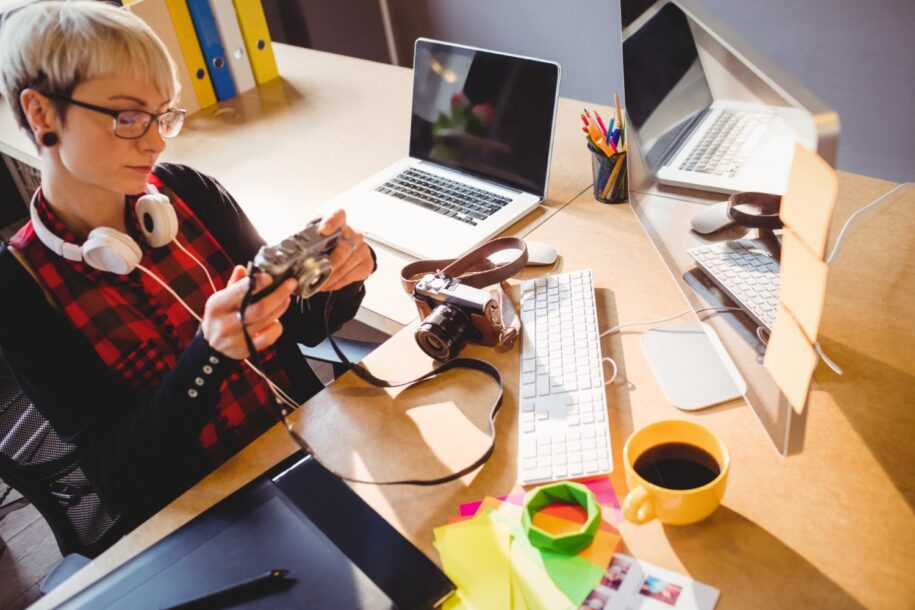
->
<box><xmin>459</xmin><ymin>478</ymin><xmax>623</xmax><ymax>520</ymax></box>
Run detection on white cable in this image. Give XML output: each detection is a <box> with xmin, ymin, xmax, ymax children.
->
<box><xmin>137</xmin><ymin>264</ymin><xmax>203</xmax><ymax>322</ymax></box>
<box><xmin>602</xmin><ymin>357</ymin><xmax>618</xmax><ymax>385</ymax></box>
<box><xmin>173</xmin><ymin>238</ymin><xmax>218</xmax><ymax>294</ymax></box>
<box><xmin>815</xmin><ymin>343</ymin><xmax>844</xmax><ymax>375</ymax></box>
<box><xmin>599</xmin><ymin>306</ymin><xmax>744</xmax><ymax>338</ymax></box>
<box><xmin>827</xmin><ymin>182</ymin><xmax>913</xmax><ymax>265</ymax></box>
<box><xmin>136</xmin><ymin>265</ymin><xmax>301</xmax><ymax>408</ymax></box>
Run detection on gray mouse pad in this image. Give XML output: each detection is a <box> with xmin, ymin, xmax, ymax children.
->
<box><xmin>641</xmin><ymin>321</ymin><xmax>746</xmax><ymax>410</ymax></box>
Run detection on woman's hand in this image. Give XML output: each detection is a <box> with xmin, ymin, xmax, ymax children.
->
<box><xmin>201</xmin><ymin>265</ymin><xmax>298</xmax><ymax>360</ymax></box>
<box><xmin>317</xmin><ymin>209</ymin><xmax>374</xmax><ymax>292</ymax></box>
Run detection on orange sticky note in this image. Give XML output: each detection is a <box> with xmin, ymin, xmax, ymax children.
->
<box><xmin>532</xmin><ymin>512</ymin><xmax>620</xmax><ymax>569</ymax></box>
<box><xmin>779</xmin><ymin>144</ymin><xmax>838</xmax><ymax>258</ymax></box>
<box><xmin>764</xmin><ymin>305</ymin><xmax>818</xmax><ymax>413</ymax></box>
<box><xmin>779</xmin><ymin>229</ymin><xmax>829</xmax><ymax>341</ymax></box>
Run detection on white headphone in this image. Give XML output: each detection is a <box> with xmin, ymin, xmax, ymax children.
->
<box><xmin>29</xmin><ymin>185</ymin><xmax>178</xmax><ymax>274</ymax></box>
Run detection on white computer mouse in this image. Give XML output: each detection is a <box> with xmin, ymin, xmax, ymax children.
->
<box><xmin>690</xmin><ymin>201</ymin><xmax>735</xmax><ymax>234</ymax></box>
<box><xmin>488</xmin><ymin>240</ymin><xmax>558</xmax><ymax>266</ymax></box>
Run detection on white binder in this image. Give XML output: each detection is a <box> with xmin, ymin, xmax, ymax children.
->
<box><xmin>209</xmin><ymin>0</ymin><xmax>256</xmax><ymax>93</ymax></box>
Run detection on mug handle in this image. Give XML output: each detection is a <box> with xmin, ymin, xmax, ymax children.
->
<box><xmin>622</xmin><ymin>486</ymin><xmax>656</xmax><ymax>524</ymax></box>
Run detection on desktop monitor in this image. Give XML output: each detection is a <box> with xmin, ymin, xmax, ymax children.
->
<box><xmin>621</xmin><ymin>0</ymin><xmax>840</xmax><ymax>456</ymax></box>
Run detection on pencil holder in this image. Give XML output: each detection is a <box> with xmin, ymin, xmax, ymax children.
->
<box><xmin>591</xmin><ymin>150</ymin><xmax>628</xmax><ymax>204</ymax></box>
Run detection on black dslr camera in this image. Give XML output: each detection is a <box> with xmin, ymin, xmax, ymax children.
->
<box><xmin>413</xmin><ymin>273</ymin><xmax>502</xmax><ymax>361</ymax></box>
<box><xmin>251</xmin><ymin>218</ymin><xmax>341</xmax><ymax>300</ymax></box>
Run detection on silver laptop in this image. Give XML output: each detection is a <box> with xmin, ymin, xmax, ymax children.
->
<box><xmin>622</xmin><ymin>1</ymin><xmax>815</xmax><ymax>194</ymax></box>
<box><xmin>324</xmin><ymin>38</ymin><xmax>561</xmax><ymax>260</ymax></box>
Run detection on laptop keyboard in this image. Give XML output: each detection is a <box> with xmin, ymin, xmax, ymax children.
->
<box><xmin>688</xmin><ymin>239</ymin><xmax>780</xmax><ymax>330</ymax></box>
<box><xmin>679</xmin><ymin>110</ymin><xmax>773</xmax><ymax>177</ymax></box>
<box><xmin>375</xmin><ymin>167</ymin><xmax>512</xmax><ymax>226</ymax></box>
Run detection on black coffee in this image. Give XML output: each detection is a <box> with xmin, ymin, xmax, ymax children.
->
<box><xmin>633</xmin><ymin>442</ymin><xmax>721</xmax><ymax>490</ymax></box>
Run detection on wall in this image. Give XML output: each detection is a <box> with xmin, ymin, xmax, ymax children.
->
<box><xmin>382</xmin><ymin>0</ymin><xmax>914</xmax><ymax>183</ymax></box>
<box><xmin>691</xmin><ymin>0</ymin><xmax>914</xmax><ymax>183</ymax></box>
<box><xmin>386</xmin><ymin>0</ymin><xmax>621</xmax><ymax>104</ymax></box>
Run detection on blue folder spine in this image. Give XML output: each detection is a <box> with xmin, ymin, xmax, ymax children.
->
<box><xmin>185</xmin><ymin>0</ymin><xmax>236</xmax><ymax>101</ymax></box>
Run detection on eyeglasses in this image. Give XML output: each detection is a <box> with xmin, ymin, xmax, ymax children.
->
<box><xmin>45</xmin><ymin>93</ymin><xmax>186</xmax><ymax>140</ymax></box>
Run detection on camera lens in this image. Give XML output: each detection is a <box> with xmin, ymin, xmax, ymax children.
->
<box><xmin>415</xmin><ymin>305</ymin><xmax>472</xmax><ymax>361</ymax></box>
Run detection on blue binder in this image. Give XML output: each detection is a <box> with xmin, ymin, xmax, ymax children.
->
<box><xmin>186</xmin><ymin>0</ymin><xmax>236</xmax><ymax>100</ymax></box>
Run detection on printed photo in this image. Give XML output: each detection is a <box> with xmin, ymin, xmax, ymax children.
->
<box><xmin>639</xmin><ymin>576</ymin><xmax>683</xmax><ymax>606</ymax></box>
<box><xmin>604</xmin><ymin>555</ymin><xmax>633</xmax><ymax>591</ymax></box>
<box><xmin>580</xmin><ymin>555</ymin><xmax>635</xmax><ymax>609</ymax></box>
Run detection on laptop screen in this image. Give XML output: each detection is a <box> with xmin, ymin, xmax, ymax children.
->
<box><xmin>622</xmin><ymin>2</ymin><xmax>713</xmax><ymax>171</ymax></box>
<box><xmin>409</xmin><ymin>39</ymin><xmax>559</xmax><ymax>197</ymax></box>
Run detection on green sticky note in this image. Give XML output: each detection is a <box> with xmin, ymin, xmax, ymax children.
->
<box><xmin>492</xmin><ymin>511</ymin><xmax>603</xmax><ymax>607</ymax></box>
<box><xmin>540</xmin><ymin>548</ymin><xmax>607</xmax><ymax>606</ymax></box>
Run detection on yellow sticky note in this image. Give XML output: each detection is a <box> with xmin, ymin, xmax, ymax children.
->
<box><xmin>780</xmin><ymin>144</ymin><xmax>838</xmax><ymax>258</ymax></box>
<box><xmin>444</xmin><ymin>589</ymin><xmax>471</xmax><ymax>610</ymax></box>
<box><xmin>779</xmin><ymin>229</ymin><xmax>829</xmax><ymax>341</ymax></box>
<box><xmin>764</xmin><ymin>305</ymin><xmax>818</xmax><ymax>413</ymax></box>
<box><xmin>434</xmin><ymin>513</ymin><xmax>512</xmax><ymax>610</ymax></box>
<box><xmin>511</xmin><ymin>573</ymin><xmax>530</xmax><ymax>610</ymax></box>
<box><xmin>508</xmin><ymin>535</ymin><xmax>576</xmax><ymax>610</ymax></box>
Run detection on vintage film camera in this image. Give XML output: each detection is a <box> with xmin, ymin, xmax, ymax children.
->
<box><xmin>413</xmin><ymin>273</ymin><xmax>505</xmax><ymax>361</ymax></box>
<box><xmin>251</xmin><ymin>218</ymin><xmax>341</xmax><ymax>300</ymax></box>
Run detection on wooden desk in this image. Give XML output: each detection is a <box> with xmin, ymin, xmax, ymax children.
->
<box><xmin>35</xmin><ymin>170</ymin><xmax>915</xmax><ymax>609</ymax></box>
<box><xmin>0</xmin><ymin>43</ymin><xmax>599</xmax><ymax>334</ymax></box>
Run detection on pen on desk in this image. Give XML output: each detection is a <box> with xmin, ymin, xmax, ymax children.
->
<box><xmin>606</xmin><ymin>118</ymin><xmax>615</xmax><ymax>144</ymax></box>
<box><xmin>163</xmin><ymin>569</ymin><xmax>291</xmax><ymax>610</ymax></box>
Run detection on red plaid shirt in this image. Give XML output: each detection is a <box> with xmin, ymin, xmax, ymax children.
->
<box><xmin>11</xmin><ymin>177</ymin><xmax>292</xmax><ymax>465</ymax></box>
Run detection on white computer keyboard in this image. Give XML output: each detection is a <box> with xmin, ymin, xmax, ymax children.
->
<box><xmin>517</xmin><ymin>269</ymin><xmax>613</xmax><ymax>485</ymax></box>
<box><xmin>688</xmin><ymin>239</ymin><xmax>780</xmax><ymax>330</ymax></box>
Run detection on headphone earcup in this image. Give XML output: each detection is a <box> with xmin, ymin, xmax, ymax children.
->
<box><xmin>82</xmin><ymin>227</ymin><xmax>143</xmax><ymax>274</ymax></box>
<box><xmin>136</xmin><ymin>191</ymin><xmax>178</xmax><ymax>248</ymax></box>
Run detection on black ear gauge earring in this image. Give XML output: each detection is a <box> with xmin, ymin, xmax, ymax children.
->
<box><xmin>40</xmin><ymin>132</ymin><xmax>58</xmax><ymax>147</ymax></box>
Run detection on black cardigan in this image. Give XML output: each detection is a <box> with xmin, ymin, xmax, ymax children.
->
<box><xmin>0</xmin><ymin>163</ymin><xmax>366</xmax><ymax>527</ymax></box>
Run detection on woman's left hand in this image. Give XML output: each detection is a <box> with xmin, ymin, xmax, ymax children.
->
<box><xmin>317</xmin><ymin>209</ymin><xmax>374</xmax><ymax>292</ymax></box>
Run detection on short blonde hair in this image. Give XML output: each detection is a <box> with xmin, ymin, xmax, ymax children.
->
<box><xmin>0</xmin><ymin>0</ymin><xmax>180</xmax><ymax>144</ymax></box>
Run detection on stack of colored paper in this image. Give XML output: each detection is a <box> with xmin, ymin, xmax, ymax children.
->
<box><xmin>433</xmin><ymin>479</ymin><xmax>622</xmax><ymax>609</ymax></box>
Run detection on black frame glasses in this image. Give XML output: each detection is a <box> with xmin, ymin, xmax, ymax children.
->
<box><xmin>45</xmin><ymin>93</ymin><xmax>186</xmax><ymax>140</ymax></box>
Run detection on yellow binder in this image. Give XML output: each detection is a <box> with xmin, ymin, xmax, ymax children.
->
<box><xmin>164</xmin><ymin>0</ymin><xmax>218</xmax><ymax>109</ymax></box>
<box><xmin>123</xmin><ymin>0</ymin><xmax>204</xmax><ymax>114</ymax></box>
<box><xmin>232</xmin><ymin>0</ymin><xmax>280</xmax><ymax>84</ymax></box>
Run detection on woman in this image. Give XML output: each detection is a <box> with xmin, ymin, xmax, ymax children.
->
<box><xmin>0</xmin><ymin>0</ymin><xmax>374</xmax><ymax>533</ymax></box>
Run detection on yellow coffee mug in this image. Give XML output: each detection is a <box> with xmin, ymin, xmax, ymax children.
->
<box><xmin>622</xmin><ymin>420</ymin><xmax>729</xmax><ymax>525</ymax></box>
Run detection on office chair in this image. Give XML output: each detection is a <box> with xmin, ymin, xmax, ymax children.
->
<box><xmin>0</xmin><ymin>358</ymin><xmax>124</xmax><ymax>594</ymax></box>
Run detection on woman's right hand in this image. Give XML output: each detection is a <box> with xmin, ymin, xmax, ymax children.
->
<box><xmin>200</xmin><ymin>265</ymin><xmax>298</xmax><ymax>360</ymax></box>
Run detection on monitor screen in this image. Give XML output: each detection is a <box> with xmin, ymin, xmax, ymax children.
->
<box><xmin>623</xmin><ymin>2</ymin><xmax>713</xmax><ymax>171</ymax></box>
<box><xmin>409</xmin><ymin>40</ymin><xmax>559</xmax><ymax>197</ymax></box>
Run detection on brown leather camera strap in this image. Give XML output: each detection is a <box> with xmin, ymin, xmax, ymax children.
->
<box><xmin>399</xmin><ymin>236</ymin><xmax>528</xmax><ymax>293</ymax></box>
